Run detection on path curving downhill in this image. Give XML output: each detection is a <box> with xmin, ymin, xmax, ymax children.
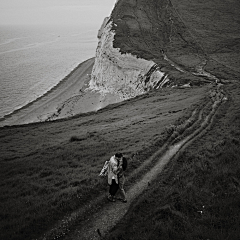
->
<box><xmin>55</xmin><ymin>86</ymin><xmax>225</xmax><ymax>240</ymax></box>
<box><xmin>39</xmin><ymin>85</ymin><xmax>226</xmax><ymax>240</ymax></box>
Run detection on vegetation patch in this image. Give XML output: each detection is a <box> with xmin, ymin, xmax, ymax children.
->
<box><xmin>0</xmin><ymin>86</ymin><xmax>208</xmax><ymax>240</ymax></box>
<box><xmin>105</xmin><ymin>83</ymin><xmax>240</xmax><ymax>240</ymax></box>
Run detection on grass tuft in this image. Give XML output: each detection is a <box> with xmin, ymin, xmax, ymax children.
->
<box><xmin>69</xmin><ymin>136</ymin><xmax>85</xmax><ymax>142</ymax></box>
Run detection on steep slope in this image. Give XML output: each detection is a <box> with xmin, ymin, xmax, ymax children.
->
<box><xmin>90</xmin><ymin>0</ymin><xmax>240</xmax><ymax>100</ymax></box>
<box><xmin>89</xmin><ymin>16</ymin><xmax>168</xmax><ymax>99</ymax></box>
<box><xmin>111</xmin><ymin>0</ymin><xmax>240</xmax><ymax>78</ymax></box>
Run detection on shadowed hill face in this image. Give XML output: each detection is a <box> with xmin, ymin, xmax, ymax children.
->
<box><xmin>171</xmin><ymin>0</ymin><xmax>240</xmax><ymax>75</ymax></box>
<box><xmin>110</xmin><ymin>0</ymin><xmax>240</xmax><ymax>80</ymax></box>
<box><xmin>111</xmin><ymin>0</ymin><xmax>205</xmax><ymax>67</ymax></box>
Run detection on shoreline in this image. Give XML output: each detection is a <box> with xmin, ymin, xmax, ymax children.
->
<box><xmin>0</xmin><ymin>57</ymin><xmax>122</xmax><ymax>127</ymax></box>
<box><xmin>0</xmin><ymin>58</ymin><xmax>92</xmax><ymax>126</ymax></box>
<box><xmin>0</xmin><ymin>58</ymin><xmax>94</xmax><ymax>122</ymax></box>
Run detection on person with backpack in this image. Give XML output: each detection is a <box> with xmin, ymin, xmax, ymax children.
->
<box><xmin>106</xmin><ymin>153</ymin><xmax>123</xmax><ymax>202</ymax></box>
<box><xmin>99</xmin><ymin>152</ymin><xmax>127</xmax><ymax>203</ymax></box>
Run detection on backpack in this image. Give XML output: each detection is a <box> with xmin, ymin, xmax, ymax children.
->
<box><xmin>122</xmin><ymin>157</ymin><xmax>128</xmax><ymax>171</ymax></box>
<box><xmin>99</xmin><ymin>160</ymin><xmax>109</xmax><ymax>176</ymax></box>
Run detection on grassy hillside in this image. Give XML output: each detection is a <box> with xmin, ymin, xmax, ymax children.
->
<box><xmin>104</xmin><ymin>0</ymin><xmax>240</xmax><ymax>239</ymax></box>
<box><xmin>106</xmin><ymin>82</ymin><xmax>240</xmax><ymax>240</ymax></box>
<box><xmin>0</xmin><ymin>0</ymin><xmax>239</xmax><ymax>239</ymax></box>
<box><xmin>111</xmin><ymin>0</ymin><xmax>240</xmax><ymax>82</ymax></box>
<box><xmin>0</xmin><ymin>86</ymin><xmax>210</xmax><ymax>240</ymax></box>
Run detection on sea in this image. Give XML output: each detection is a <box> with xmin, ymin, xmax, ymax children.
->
<box><xmin>0</xmin><ymin>24</ymin><xmax>98</xmax><ymax>120</ymax></box>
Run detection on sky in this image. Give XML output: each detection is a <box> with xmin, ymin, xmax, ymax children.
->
<box><xmin>0</xmin><ymin>0</ymin><xmax>115</xmax><ymax>26</ymax></box>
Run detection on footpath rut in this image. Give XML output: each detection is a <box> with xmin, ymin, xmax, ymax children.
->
<box><xmin>40</xmin><ymin>85</ymin><xmax>226</xmax><ymax>240</ymax></box>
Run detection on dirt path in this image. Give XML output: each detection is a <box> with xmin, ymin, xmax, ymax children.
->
<box><xmin>38</xmin><ymin>85</ymin><xmax>226</xmax><ymax>240</ymax></box>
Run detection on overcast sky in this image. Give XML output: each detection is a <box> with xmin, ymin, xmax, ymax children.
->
<box><xmin>0</xmin><ymin>0</ymin><xmax>115</xmax><ymax>26</ymax></box>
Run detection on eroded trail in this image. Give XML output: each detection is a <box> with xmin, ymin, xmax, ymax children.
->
<box><xmin>39</xmin><ymin>85</ymin><xmax>226</xmax><ymax>240</ymax></box>
<box><xmin>60</xmin><ymin>87</ymin><xmax>224</xmax><ymax>240</ymax></box>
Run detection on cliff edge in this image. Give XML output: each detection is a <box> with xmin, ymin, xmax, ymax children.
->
<box><xmin>89</xmin><ymin>0</ymin><xmax>240</xmax><ymax>100</ymax></box>
<box><xmin>89</xmin><ymin>16</ymin><xmax>168</xmax><ymax>100</ymax></box>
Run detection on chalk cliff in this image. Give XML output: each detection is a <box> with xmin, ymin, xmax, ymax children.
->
<box><xmin>88</xmin><ymin>0</ymin><xmax>207</xmax><ymax>100</ymax></box>
<box><xmin>89</xmin><ymin>0</ymin><xmax>238</xmax><ymax>100</ymax></box>
<box><xmin>89</xmin><ymin>17</ymin><xmax>169</xmax><ymax>100</ymax></box>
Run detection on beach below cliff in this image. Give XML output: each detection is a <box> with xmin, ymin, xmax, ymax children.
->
<box><xmin>0</xmin><ymin>57</ymin><xmax>122</xmax><ymax>127</ymax></box>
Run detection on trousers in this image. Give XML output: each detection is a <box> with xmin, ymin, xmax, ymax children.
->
<box><xmin>109</xmin><ymin>179</ymin><xmax>119</xmax><ymax>196</ymax></box>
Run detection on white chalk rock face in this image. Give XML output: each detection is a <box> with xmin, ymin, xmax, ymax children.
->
<box><xmin>89</xmin><ymin>18</ymin><xmax>168</xmax><ymax>100</ymax></box>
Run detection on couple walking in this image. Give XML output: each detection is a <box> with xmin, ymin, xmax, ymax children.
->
<box><xmin>105</xmin><ymin>152</ymin><xmax>127</xmax><ymax>203</ymax></box>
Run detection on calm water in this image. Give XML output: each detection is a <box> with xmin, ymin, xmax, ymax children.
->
<box><xmin>0</xmin><ymin>24</ymin><xmax>98</xmax><ymax>119</ymax></box>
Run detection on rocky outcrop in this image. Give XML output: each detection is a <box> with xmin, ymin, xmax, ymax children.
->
<box><xmin>89</xmin><ymin>17</ymin><xmax>168</xmax><ymax>100</ymax></box>
<box><xmin>89</xmin><ymin>0</ymin><xmax>237</xmax><ymax>100</ymax></box>
<box><xmin>88</xmin><ymin>0</ymin><xmax>209</xmax><ymax>99</ymax></box>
